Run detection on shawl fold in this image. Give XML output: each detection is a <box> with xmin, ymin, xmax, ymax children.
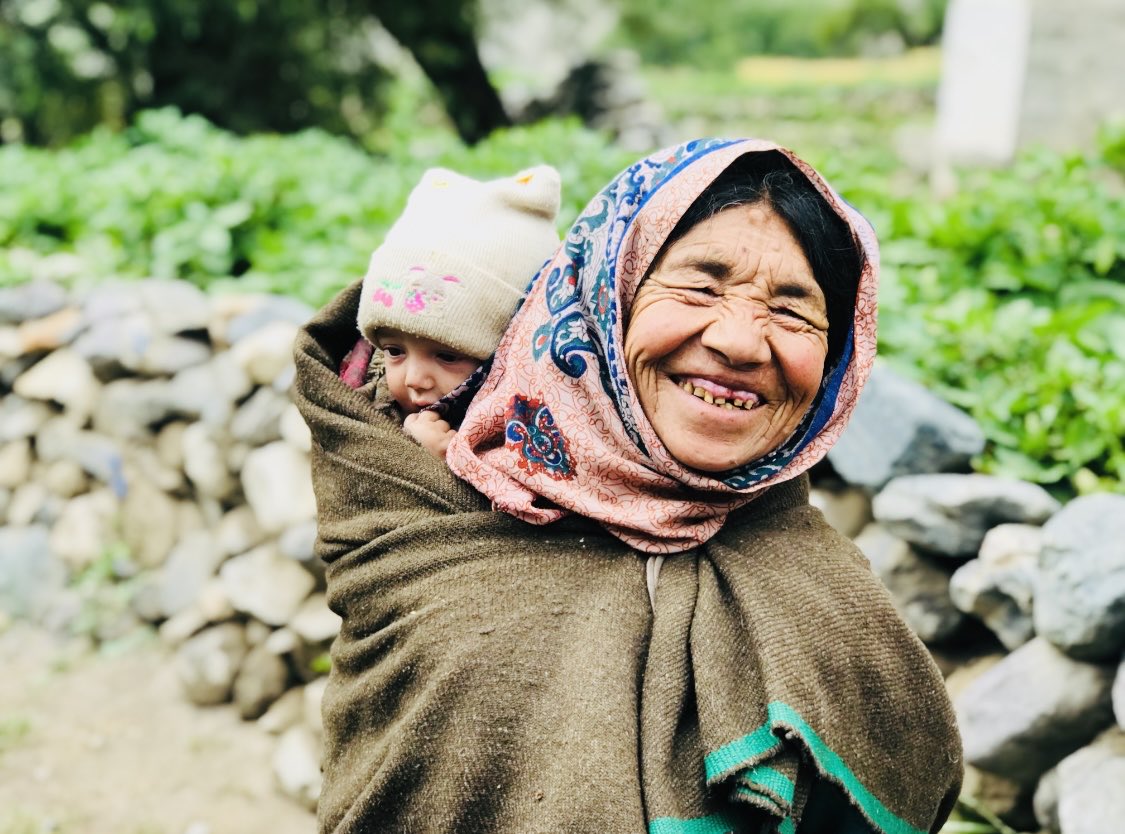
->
<box><xmin>293</xmin><ymin>284</ymin><xmax>962</xmax><ymax>834</ymax></box>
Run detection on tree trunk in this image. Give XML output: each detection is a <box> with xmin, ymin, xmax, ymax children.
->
<box><xmin>368</xmin><ymin>1</ymin><xmax>511</xmax><ymax>144</ymax></box>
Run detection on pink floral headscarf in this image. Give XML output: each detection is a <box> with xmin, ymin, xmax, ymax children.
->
<box><xmin>445</xmin><ymin>139</ymin><xmax>879</xmax><ymax>553</ymax></box>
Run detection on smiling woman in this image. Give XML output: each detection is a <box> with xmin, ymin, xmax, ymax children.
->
<box><xmin>294</xmin><ymin>138</ymin><xmax>962</xmax><ymax>834</ymax></box>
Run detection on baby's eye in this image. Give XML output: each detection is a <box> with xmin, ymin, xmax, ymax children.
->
<box><xmin>436</xmin><ymin>352</ymin><xmax>469</xmax><ymax>364</ymax></box>
<box><xmin>381</xmin><ymin>345</ymin><xmax>404</xmax><ymax>358</ymax></box>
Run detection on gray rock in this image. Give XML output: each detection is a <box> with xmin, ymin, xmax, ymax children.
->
<box><xmin>155</xmin><ymin>420</ymin><xmax>189</xmax><ymax>471</ymax></box>
<box><xmin>278</xmin><ymin>520</ymin><xmax>317</xmax><ymax>563</ymax></box>
<box><xmin>120</xmin><ymin>475</ymin><xmax>182</xmax><ymax>568</ymax></box>
<box><xmin>71</xmin><ymin>312</ymin><xmax>156</xmax><ymax>379</ymax></box>
<box><xmin>229</xmin><ymin>321</ymin><xmax>298</xmax><ymax>387</ymax></box>
<box><xmin>1032</xmin><ymin>766</ymin><xmax>1060</xmax><ymax>834</ymax></box>
<box><xmin>35</xmin><ymin>418</ymin><xmax>126</xmax><ymax>493</ymax></box>
<box><xmin>872</xmin><ymin>473</ymin><xmax>1061</xmax><ymax>557</ymax></box>
<box><xmin>92</xmin><ymin>378</ymin><xmax>178</xmax><ymax>440</ymax></box>
<box><xmin>1034</xmin><ymin>493</ymin><xmax>1125</xmax><ymax>661</ymax></box>
<box><xmin>956</xmin><ymin>637</ymin><xmax>1115</xmax><ymax>785</ymax></box>
<box><xmin>0</xmin><ymin>525</ymin><xmax>67</xmax><ymax>620</ymax></box>
<box><xmin>949</xmin><ymin>523</ymin><xmax>1040</xmax><ymax>650</ymax></box>
<box><xmin>257</xmin><ymin>687</ymin><xmax>305</xmax><ymax>735</ymax></box>
<box><xmin>47</xmin><ymin>489</ymin><xmax>119</xmax><ymax>573</ymax></box>
<box><xmin>0</xmin><ymin>354</ymin><xmax>39</xmax><ymax>389</ymax></box>
<box><xmin>828</xmin><ymin>362</ymin><xmax>986</xmax><ymax>489</ymax></box>
<box><xmin>6</xmin><ymin>481</ymin><xmax>59</xmax><ymax>526</ymax></box>
<box><xmin>164</xmin><ymin>353</ymin><xmax>253</xmax><ymax>426</ymax></box>
<box><xmin>13</xmin><ymin>307</ymin><xmax>84</xmax><ymax>355</ymax></box>
<box><xmin>122</xmin><ymin>446</ymin><xmax>186</xmax><ymax>496</ymax></box>
<box><xmin>130</xmin><ymin>334</ymin><xmax>211</xmax><ymax>376</ymax></box>
<box><xmin>41</xmin><ymin>459</ymin><xmax>90</xmax><ymax>499</ymax></box>
<box><xmin>233</xmin><ymin>643</ymin><xmax>290</xmax><ymax>720</ymax></box>
<box><xmin>13</xmin><ymin>348</ymin><xmax>101</xmax><ymax>420</ymax></box>
<box><xmin>219</xmin><ymin>544</ymin><xmax>315</xmax><ymax>626</ymax></box>
<box><xmin>279</xmin><ymin>403</ymin><xmax>311</xmax><ymax>453</ymax></box>
<box><xmin>0</xmin><ymin>439</ymin><xmax>33</xmax><ymax>490</ymax></box>
<box><xmin>230</xmin><ymin>386</ymin><xmax>287</xmax><ymax>446</ymax></box>
<box><xmin>272</xmin><ymin>725</ymin><xmax>322</xmax><ymax>811</ymax></box>
<box><xmin>240</xmin><ymin>442</ymin><xmax>316</xmax><ymax>534</ymax></box>
<box><xmin>809</xmin><ymin>485</ymin><xmax>872</xmax><ymax>539</ymax></box>
<box><xmin>158</xmin><ymin>582</ymin><xmax>234</xmax><ymax>647</ymax></box>
<box><xmin>0</xmin><ymin>280</ymin><xmax>68</xmax><ymax>324</ymax></box>
<box><xmin>181</xmin><ymin>422</ymin><xmax>239</xmax><ymax>501</ymax></box>
<box><xmin>218</xmin><ymin>295</ymin><xmax>314</xmax><ymax>346</ymax></box>
<box><xmin>1056</xmin><ymin>728</ymin><xmax>1125</xmax><ymax>834</ymax></box>
<box><xmin>216</xmin><ymin>505</ymin><xmax>267</xmax><ymax>558</ymax></box>
<box><xmin>175</xmin><ymin>622</ymin><xmax>248</xmax><ymax>706</ymax></box>
<box><xmin>83</xmin><ymin>278</ymin><xmax>211</xmax><ymax>337</ymax></box>
<box><xmin>853</xmin><ymin>523</ymin><xmax>965</xmax><ymax>643</ymax></box>
<box><xmin>157</xmin><ymin>530</ymin><xmax>225</xmax><ymax>618</ymax></box>
<box><xmin>303</xmin><ymin>677</ymin><xmax>327</xmax><ymax>735</ymax></box>
<box><xmin>289</xmin><ymin>594</ymin><xmax>341</xmax><ymax>645</ymax></box>
<box><xmin>0</xmin><ymin>395</ymin><xmax>53</xmax><ymax>442</ymax></box>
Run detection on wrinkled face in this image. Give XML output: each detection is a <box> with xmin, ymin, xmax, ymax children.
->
<box><xmin>375</xmin><ymin>329</ymin><xmax>479</xmax><ymax>414</ymax></box>
<box><xmin>624</xmin><ymin>203</ymin><xmax>830</xmax><ymax>473</ymax></box>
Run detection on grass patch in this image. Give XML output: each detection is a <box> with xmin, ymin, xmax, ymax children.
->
<box><xmin>735</xmin><ymin>47</ymin><xmax>941</xmax><ymax>89</ymax></box>
<box><xmin>0</xmin><ymin>716</ymin><xmax>31</xmax><ymax>755</ymax></box>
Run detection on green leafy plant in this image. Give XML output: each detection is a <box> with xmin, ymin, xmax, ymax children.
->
<box><xmin>0</xmin><ymin>107</ymin><xmax>634</xmax><ymax>305</ymax></box>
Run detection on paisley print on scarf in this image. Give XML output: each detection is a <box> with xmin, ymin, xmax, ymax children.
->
<box><xmin>505</xmin><ymin>394</ymin><xmax>573</xmax><ymax>480</ymax></box>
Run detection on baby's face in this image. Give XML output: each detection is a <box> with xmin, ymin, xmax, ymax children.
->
<box><xmin>375</xmin><ymin>329</ymin><xmax>479</xmax><ymax>414</ymax></box>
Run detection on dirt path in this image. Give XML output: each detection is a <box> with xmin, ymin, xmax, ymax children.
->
<box><xmin>0</xmin><ymin>622</ymin><xmax>316</xmax><ymax>834</ymax></box>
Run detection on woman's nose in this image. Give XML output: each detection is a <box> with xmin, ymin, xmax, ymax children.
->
<box><xmin>700</xmin><ymin>301</ymin><xmax>771</xmax><ymax>367</ymax></box>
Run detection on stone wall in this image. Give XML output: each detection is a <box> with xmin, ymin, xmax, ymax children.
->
<box><xmin>1</xmin><ymin>278</ymin><xmax>1123</xmax><ymax>830</ymax></box>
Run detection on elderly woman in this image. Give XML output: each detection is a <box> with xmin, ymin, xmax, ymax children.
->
<box><xmin>294</xmin><ymin>139</ymin><xmax>962</xmax><ymax>834</ymax></box>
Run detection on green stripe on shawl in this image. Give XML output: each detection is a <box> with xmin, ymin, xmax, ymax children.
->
<box><xmin>705</xmin><ymin>722</ymin><xmax>779</xmax><ymax>781</ymax></box>
<box><xmin>707</xmin><ymin>702</ymin><xmax>927</xmax><ymax>834</ymax></box>
<box><xmin>648</xmin><ymin>811</ymin><xmax>741</xmax><ymax>834</ymax></box>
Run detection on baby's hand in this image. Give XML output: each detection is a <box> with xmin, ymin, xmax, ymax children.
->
<box><xmin>403</xmin><ymin>411</ymin><xmax>456</xmax><ymax>459</ymax></box>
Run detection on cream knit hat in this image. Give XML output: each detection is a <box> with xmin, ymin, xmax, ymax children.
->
<box><xmin>357</xmin><ymin>165</ymin><xmax>562</xmax><ymax>360</ymax></box>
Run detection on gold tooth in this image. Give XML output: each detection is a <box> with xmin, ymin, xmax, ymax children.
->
<box><xmin>715</xmin><ymin>397</ymin><xmax>726</xmax><ymax>405</ymax></box>
<box><xmin>703</xmin><ymin>391</ymin><xmax>714</xmax><ymax>404</ymax></box>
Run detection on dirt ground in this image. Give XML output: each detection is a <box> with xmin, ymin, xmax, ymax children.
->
<box><xmin>0</xmin><ymin>622</ymin><xmax>316</xmax><ymax>834</ymax></box>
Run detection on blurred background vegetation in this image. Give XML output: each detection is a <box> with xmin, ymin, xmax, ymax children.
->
<box><xmin>1</xmin><ymin>0</ymin><xmax>1123</xmax><ymax>508</ymax></box>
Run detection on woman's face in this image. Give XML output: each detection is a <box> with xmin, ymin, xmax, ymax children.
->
<box><xmin>624</xmin><ymin>202</ymin><xmax>830</xmax><ymax>473</ymax></box>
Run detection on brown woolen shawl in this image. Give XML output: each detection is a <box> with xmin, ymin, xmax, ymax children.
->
<box><xmin>293</xmin><ymin>281</ymin><xmax>961</xmax><ymax>834</ymax></box>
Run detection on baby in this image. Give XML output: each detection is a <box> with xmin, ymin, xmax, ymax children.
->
<box><xmin>355</xmin><ymin>165</ymin><xmax>562</xmax><ymax>457</ymax></box>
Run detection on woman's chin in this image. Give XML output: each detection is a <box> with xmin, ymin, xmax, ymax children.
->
<box><xmin>653</xmin><ymin>385</ymin><xmax>777</xmax><ymax>473</ymax></box>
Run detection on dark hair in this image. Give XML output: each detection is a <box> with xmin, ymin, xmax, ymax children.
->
<box><xmin>654</xmin><ymin>151</ymin><xmax>863</xmax><ymax>366</ymax></box>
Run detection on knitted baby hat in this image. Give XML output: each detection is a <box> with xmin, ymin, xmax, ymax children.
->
<box><xmin>357</xmin><ymin>165</ymin><xmax>562</xmax><ymax>360</ymax></box>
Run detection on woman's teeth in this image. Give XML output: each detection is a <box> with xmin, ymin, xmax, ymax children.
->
<box><xmin>678</xmin><ymin>380</ymin><xmax>757</xmax><ymax>410</ymax></box>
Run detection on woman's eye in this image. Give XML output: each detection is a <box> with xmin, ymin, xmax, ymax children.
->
<box><xmin>774</xmin><ymin>307</ymin><xmax>807</xmax><ymax>322</ymax></box>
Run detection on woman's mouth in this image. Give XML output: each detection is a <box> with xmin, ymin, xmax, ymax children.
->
<box><xmin>672</xmin><ymin>376</ymin><xmax>761</xmax><ymax>410</ymax></box>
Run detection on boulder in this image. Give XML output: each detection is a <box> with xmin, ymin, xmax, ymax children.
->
<box><xmin>828</xmin><ymin>362</ymin><xmax>986</xmax><ymax>489</ymax></box>
<box><xmin>956</xmin><ymin>637</ymin><xmax>1115</xmax><ymax>785</ymax></box>
<box><xmin>949</xmin><ymin>523</ymin><xmax>1040</xmax><ymax>649</ymax></box>
<box><xmin>1034</xmin><ymin>493</ymin><xmax>1125</xmax><ymax>660</ymax></box>
<box><xmin>873</xmin><ymin>473</ymin><xmax>1060</xmax><ymax>557</ymax></box>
